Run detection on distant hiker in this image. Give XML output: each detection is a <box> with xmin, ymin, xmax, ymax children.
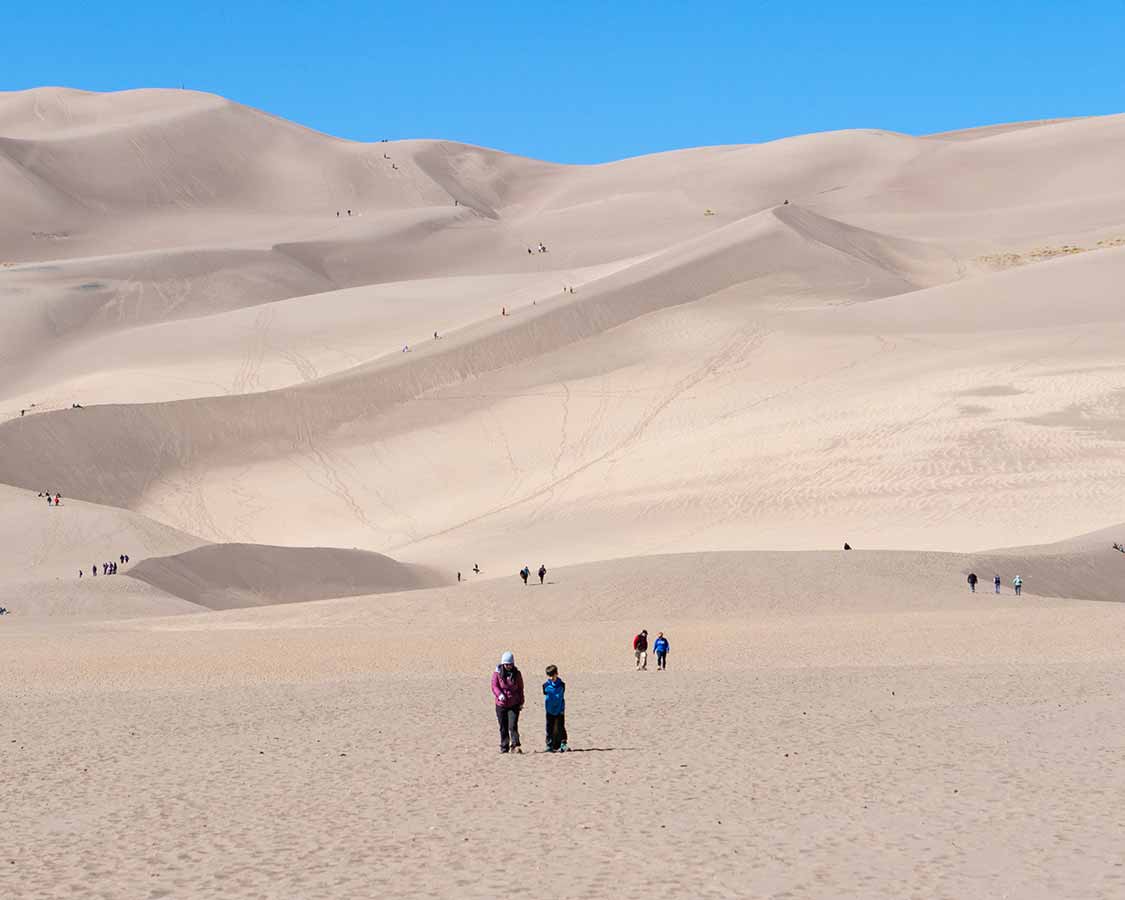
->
<box><xmin>633</xmin><ymin>630</ymin><xmax>649</xmax><ymax>670</ymax></box>
<box><xmin>1013</xmin><ymin>575</ymin><xmax>1022</xmax><ymax>596</ymax></box>
<box><xmin>543</xmin><ymin>664</ymin><xmax>568</xmax><ymax>752</ymax></box>
<box><xmin>402</xmin><ymin>345</ymin><xmax>410</xmax><ymax>353</ymax></box>
<box><xmin>653</xmin><ymin>632</ymin><xmax>670</xmax><ymax>670</ymax></box>
<box><xmin>1114</xmin><ymin>543</ymin><xmax>1124</xmax><ymax>553</ymax></box>
<box><xmin>501</xmin><ymin>307</ymin><xmax>507</xmax><ymax>316</ymax></box>
<box><xmin>783</xmin><ymin>199</ymin><xmax>790</xmax><ymax>205</ymax></box>
<box><xmin>20</xmin><ymin>409</ymin><xmax>24</xmax><ymax>416</ymax></box>
<box><xmin>78</xmin><ymin>570</ymin><xmax>82</xmax><ymax>578</ymax></box>
<box><xmin>454</xmin><ymin>199</ymin><xmax>459</xmax><ymax>206</ymax></box>
<box><xmin>843</xmin><ymin>542</ymin><xmax>852</xmax><ymax>550</ymax></box>
<box><xmin>92</xmin><ymin>563</ymin><xmax>97</xmax><ymax>577</ymax></box>
<box><xmin>520</xmin><ymin>566</ymin><xmax>530</xmax><ymax>585</ymax></box>
<box><xmin>434</xmin><ymin>331</ymin><xmax>439</xmax><ymax>340</ymax></box>
<box><xmin>473</xmin><ymin>563</ymin><xmax>480</xmax><ymax>574</ymax></box>
<box><xmin>124</xmin><ymin>554</ymin><xmax>129</xmax><ymax>564</ymax></box>
<box><xmin>994</xmin><ymin>574</ymin><xmax>1001</xmax><ymax>593</ymax></box>
<box><xmin>457</xmin><ymin>571</ymin><xmax>462</xmax><ymax>582</ymax></box>
<box><xmin>347</xmin><ymin>209</ymin><xmax>352</xmax><ymax>217</ymax></box>
<box><xmin>492</xmin><ymin>651</ymin><xmax>525</xmax><ymax>754</ymax></box>
<box><xmin>528</xmin><ymin>248</ymin><xmax>533</xmax><ymax>255</ymax></box>
<box><xmin>538</xmin><ymin>564</ymin><xmax>546</xmax><ymax>585</ymax></box>
<box><xmin>967</xmin><ymin>572</ymin><xmax>978</xmax><ymax>593</ymax></box>
<box><xmin>102</xmin><ymin>563</ymin><xmax>108</xmax><ymax>575</ymax></box>
<box><xmin>119</xmin><ymin>555</ymin><xmax>125</xmax><ymax>565</ymax></box>
<box><xmin>336</xmin><ymin>211</ymin><xmax>340</xmax><ymax>217</ymax></box>
<box><xmin>392</xmin><ymin>164</ymin><xmax>397</xmax><ymax>170</ymax></box>
<box><xmin>46</xmin><ymin>495</ymin><xmax>52</xmax><ymax>506</ymax></box>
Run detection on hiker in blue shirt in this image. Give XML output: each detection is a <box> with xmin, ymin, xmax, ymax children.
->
<box><xmin>653</xmin><ymin>632</ymin><xmax>670</xmax><ymax>670</ymax></box>
<box><xmin>543</xmin><ymin>665</ymin><xmax>569</xmax><ymax>752</ymax></box>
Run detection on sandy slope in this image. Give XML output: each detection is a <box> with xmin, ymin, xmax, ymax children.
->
<box><xmin>3</xmin><ymin>95</ymin><xmax>1125</xmax><ymax>566</ymax></box>
<box><xmin>3</xmin><ymin>88</ymin><xmax>1125</xmax><ymax>898</ymax></box>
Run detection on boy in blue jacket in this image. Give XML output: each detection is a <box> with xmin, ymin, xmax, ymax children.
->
<box><xmin>543</xmin><ymin>665</ymin><xmax>569</xmax><ymax>752</ymax></box>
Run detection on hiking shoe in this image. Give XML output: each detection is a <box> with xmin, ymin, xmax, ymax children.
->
<box><xmin>513</xmin><ymin>746</ymin><xmax>523</xmax><ymax>754</ymax></box>
<box><xmin>546</xmin><ymin>747</ymin><xmax>556</xmax><ymax>753</ymax></box>
<box><xmin>559</xmin><ymin>743</ymin><xmax>569</xmax><ymax>752</ymax></box>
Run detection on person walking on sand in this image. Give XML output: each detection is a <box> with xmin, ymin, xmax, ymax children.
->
<box><xmin>543</xmin><ymin>664</ymin><xmax>568</xmax><ymax>752</ymax></box>
<box><xmin>492</xmin><ymin>651</ymin><xmax>525</xmax><ymax>754</ymax></box>
<box><xmin>653</xmin><ymin>632</ymin><xmax>669</xmax><ymax>670</ymax></box>
<box><xmin>994</xmin><ymin>574</ymin><xmax>1001</xmax><ymax>594</ymax></box>
<box><xmin>967</xmin><ymin>572</ymin><xmax>978</xmax><ymax>593</ymax></box>
<box><xmin>1013</xmin><ymin>574</ymin><xmax>1022</xmax><ymax>596</ymax></box>
<box><xmin>633</xmin><ymin>629</ymin><xmax>649</xmax><ymax>670</ymax></box>
<box><xmin>538</xmin><ymin>564</ymin><xmax>546</xmax><ymax>585</ymax></box>
<box><xmin>520</xmin><ymin>566</ymin><xmax>530</xmax><ymax>585</ymax></box>
<box><xmin>457</xmin><ymin>571</ymin><xmax>462</xmax><ymax>582</ymax></box>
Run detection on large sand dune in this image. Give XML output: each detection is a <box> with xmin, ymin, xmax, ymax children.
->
<box><xmin>3</xmin><ymin>88</ymin><xmax>1125</xmax><ymax>898</ymax></box>
<box><xmin>3</xmin><ymin>92</ymin><xmax>1125</xmax><ymax>567</ymax></box>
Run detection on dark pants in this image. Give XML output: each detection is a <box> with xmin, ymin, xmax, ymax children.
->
<box><xmin>545</xmin><ymin>713</ymin><xmax>567</xmax><ymax>750</ymax></box>
<box><xmin>656</xmin><ymin>651</ymin><xmax>667</xmax><ymax>670</ymax></box>
<box><xmin>496</xmin><ymin>706</ymin><xmax>521</xmax><ymax>751</ymax></box>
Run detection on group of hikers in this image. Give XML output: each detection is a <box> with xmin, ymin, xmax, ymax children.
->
<box><xmin>967</xmin><ymin>572</ymin><xmax>1022</xmax><ymax>596</ymax></box>
<box><xmin>527</xmin><ymin>242</ymin><xmax>548</xmax><ymax>255</ymax></box>
<box><xmin>519</xmin><ymin>564</ymin><xmax>547</xmax><ymax>585</ymax></box>
<box><xmin>38</xmin><ymin>491</ymin><xmax>62</xmax><ymax>506</ymax></box>
<box><xmin>79</xmin><ymin>554</ymin><xmax>129</xmax><ymax>578</ymax></box>
<box><xmin>491</xmin><ymin>652</ymin><xmax>567</xmax><ymax>754</ymax></box>
<box><xmin>491</xmin><ymin>629</ymin><xmax>671</xmax><ymax>753</ymax></box>
<box><xmin>456</xmin><ymin>563</ymin><xmax>483</xmax><ymax>582</ymax></box>
<box><xmin>631</xmin><ymin>629</ymin><xmax>670</xmax><ymax>670</ymax></box>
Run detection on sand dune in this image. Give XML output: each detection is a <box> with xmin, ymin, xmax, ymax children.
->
<box><xmin>128</xmin><ymin>542</ymin><xmax>446</xmax><ymax>610</ymax></box>
<box><xmin>4</xmin><ymin>88</ymin><xmax>1125</xmax><ymax>898</ymax></box>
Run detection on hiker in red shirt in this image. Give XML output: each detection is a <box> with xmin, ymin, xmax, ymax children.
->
<box><xmin>633</xmin><ymin>630</ymin><xmax>648</xmax><ymax>671</ymax></box>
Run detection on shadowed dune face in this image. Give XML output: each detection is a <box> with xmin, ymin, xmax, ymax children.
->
<box><xmin>2</xmin><ymin>89</ymin><xmax>1125</xmax><ymax>576</ymax></box>
<box><xmin>127</xmin><ymin>543</ymin><xmax>446</xmax><ymax>609</ymax></box>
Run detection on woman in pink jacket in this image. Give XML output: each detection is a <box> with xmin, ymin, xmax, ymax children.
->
<box><xmin>491</xmin><ymin>651</ymin><xmax>525</xmax><ymax>754</ymax></box>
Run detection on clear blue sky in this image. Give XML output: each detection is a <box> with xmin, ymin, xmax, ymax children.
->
<box><xmin>7</xmin><ymin>1</ymin><xmax>1123</xmax><ymax>163</ymax></box>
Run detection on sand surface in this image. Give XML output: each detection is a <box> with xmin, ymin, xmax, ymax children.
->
<box><xmin>3</xmin><ymin>88</ymin><xmax>1125</xmax><ymax>897</ymax></box>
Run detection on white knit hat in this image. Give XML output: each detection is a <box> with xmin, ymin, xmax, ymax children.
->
<box><xmin>500</xmin><ymin>650</ymin><xmax>515</xmax><ymax>665</ymax></box>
